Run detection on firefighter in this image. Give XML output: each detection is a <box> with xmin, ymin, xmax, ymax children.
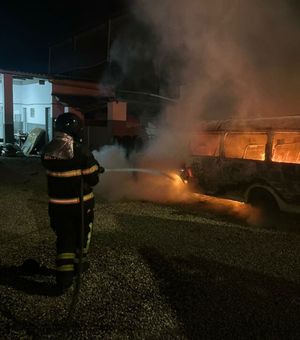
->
<box><xmin>41</xmin><ymin>112</ymin><xmax>102</xmax><ymax>292</ymax></box>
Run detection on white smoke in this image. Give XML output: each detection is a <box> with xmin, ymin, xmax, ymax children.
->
<box><xmin>94</xmin><ymin>0</ymin><xmax>300</xmax><ymax>207</ymax></box>
<box><xmin>93</xmin><ymin>144</ymin><xmax>193</xmax><ymax>202</ymax></box>
<box><xmin>132</xmin><ymin>0</ymin><xmax>300</xmax><ymax>119</ymax></box>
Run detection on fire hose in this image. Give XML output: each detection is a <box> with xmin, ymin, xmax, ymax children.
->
<box><xmin>61</xmin><ymin>165</ymin><xmax>105</xmax><ymax>339</ymax></box>
<box><xmin>0</xmin><ymin>163</ymin><xmax>175</xmax><ymax>339</ymax></box>
<box><xmin>104</xmin><ymin>167</ymin><xmax>173</xmax><ymax>179</ymax></box>
<box><xmin>62</xmin><ymin>165</ymin><xmax>173</xmax><ymax>335</ymax></box>
<box><xmin>10</xmin><ymin>164</ymin><xmax>171</xmax><ymax>339</ymax></box>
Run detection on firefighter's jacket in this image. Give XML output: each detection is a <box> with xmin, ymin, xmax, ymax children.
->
<box><xmin>41</xmin><ymin>132</ymin><xmax>100</xmax><ymax>208</ymax></box>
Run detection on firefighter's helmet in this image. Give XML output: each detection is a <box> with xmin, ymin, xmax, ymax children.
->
<box><xmin>55</xmin><ymin>113</ymin><xmax>84</xmax><ymax>141</ymax></box>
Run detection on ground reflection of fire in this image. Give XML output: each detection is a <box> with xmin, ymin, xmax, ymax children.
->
<box><xmin>158</xmin><ymin>172</ymin><xmax>261</xmax><ymax>226</ymax></box>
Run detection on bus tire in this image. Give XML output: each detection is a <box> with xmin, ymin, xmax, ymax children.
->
<box><xmin>248</xmin><ymin>188</ymin><xmax>281</xmax><ymax>228</ymax></box>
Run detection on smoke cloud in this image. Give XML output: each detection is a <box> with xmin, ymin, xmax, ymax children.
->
<box><xmin>93</xmin><ymin>144</ymin><xmax>259</xmax><ymax>225</ymax></box>
<box><xmin>94</xmin><ymin>0</ymin><xmax>300</xmax><ymax>223</ymax></box>
<box><xmin>132</xmin><ymin>0</ymin><xmax>300</xmax><ymax>119</ymax></box>
<box><xmin>93</xmin><ymin>145</ymin><xmax>192</xmax><ymax>202</ymax></box>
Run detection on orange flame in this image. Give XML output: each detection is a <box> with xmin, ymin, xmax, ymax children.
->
<box><xmin>165</xmin><ymin>173</ymin><xmax>263</xmax><ymax>226</ymax></box>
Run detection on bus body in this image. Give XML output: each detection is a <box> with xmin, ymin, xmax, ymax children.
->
<box><xmin>181</xmin><ymin>115</ymin><xmax>300</xmax><ymax>216</ymax></box>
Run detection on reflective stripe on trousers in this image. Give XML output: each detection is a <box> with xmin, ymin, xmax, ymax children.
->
<box><xmin>56</xmin><ymin>252</ymin><xmax>76</xmax><ymax>272</ymax></box>
<box><xmin>75</xmin><ymin>221</ymin><xmax>93</xmax><ymax>264</ymax></box>
<box><xmin>49</xmin><ymin>192</ymin><xmax>94</xmax><ymax>204</ymax></box>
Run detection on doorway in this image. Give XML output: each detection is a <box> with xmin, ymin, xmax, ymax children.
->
<box><xmin>23</xmin><ymin>108</ymin><xmax>27</xmax><ymax>133</ymax></box>
<box><xmin>0</xmin><ymin>106</ymin><xmax>3</xmax><ymax>141</ymax></box>
<box><xmin>45</xmin><ymin>107</ymin><xmax>52</xmax><ymax>143</ymax></box>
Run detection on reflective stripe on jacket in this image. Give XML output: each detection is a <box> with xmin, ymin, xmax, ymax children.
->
<box><xmin>46</xmin><ymin>165</ymin><xmax>99</xmax><ymax>178</ymax></box>
<box><xmin>41</xmin><ymin>141</ymin><xmax>100</xmax><ymax>203</ymax></box>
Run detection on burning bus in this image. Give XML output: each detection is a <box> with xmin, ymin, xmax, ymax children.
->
<box><xmin>180</xmin><ymin>115</ymin><xmax>300</xmax><ymax>225</ymax></box>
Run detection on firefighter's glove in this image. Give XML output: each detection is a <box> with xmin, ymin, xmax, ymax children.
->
<box><xmin>98</xmin><ymin>166</ymin><xmax>105</xmax><ymax>174</ymax></box>
<box><xmin>95</xmin><ymin>160</ymin><xmax>105</xmax><ymax>174</ymax></box>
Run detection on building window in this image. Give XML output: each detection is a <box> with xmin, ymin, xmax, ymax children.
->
<box><xmin>30</xmin><ymin>108</ymin><xmax>35</xmax><ymax>118</ymax></box>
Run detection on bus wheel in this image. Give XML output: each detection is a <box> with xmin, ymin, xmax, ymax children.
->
<box><xmin>248</xmin><ymin>189</ymin><xmax>281</xmax><ymax>228</ymax></box>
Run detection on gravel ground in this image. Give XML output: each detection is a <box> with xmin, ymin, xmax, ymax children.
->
<box><xmin>1</xmin><ymin>156</ymin><xmax>300</xmax><ymax>340</ymax></box>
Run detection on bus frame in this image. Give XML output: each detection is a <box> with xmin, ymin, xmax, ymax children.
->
<box><xmin>181</xmin><ymin>115</ymin><xmax>300</xmax><ymax>222</ymax></box>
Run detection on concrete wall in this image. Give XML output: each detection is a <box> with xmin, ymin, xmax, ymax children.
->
<box><xmin>85</xmin><ymin>124</ymin><xmax>113</xmax><ymax>151</ymax></box>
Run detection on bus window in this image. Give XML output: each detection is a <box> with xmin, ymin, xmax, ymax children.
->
<box><xmin>190</xmin><ymin>133</ymin><xmax>221</xmax><ymax>156</ymax></box>
<box><xmin>224</xmin><ymin>133</ymin><xmax>267</xmax><ymax>160</ymax></box>
<box><xmin>272</xmin><ymin>132</ymin><xmax>300</xmax><ymax>164</ymax></box>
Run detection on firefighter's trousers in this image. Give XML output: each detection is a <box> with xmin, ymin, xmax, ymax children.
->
<box><xmin>48</xmin><ymin>202</ymin><xmax>94</xmax><ymax>283</ymax></box>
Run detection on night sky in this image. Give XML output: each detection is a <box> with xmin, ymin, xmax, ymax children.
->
<box><xmin>0</xmin><ymin>0</ymin><xmax>127</xmax><ymax>74</ymax></box>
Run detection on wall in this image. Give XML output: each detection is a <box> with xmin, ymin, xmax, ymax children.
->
<box><xmin>21</xmin><ymin>80</ymin><xmax>52</xmax><ymax>133</ymax></box>
<box><xmin>85</xmin><ymin>125</ymin><xmax>113</xmax><ymax>151</ymax></box>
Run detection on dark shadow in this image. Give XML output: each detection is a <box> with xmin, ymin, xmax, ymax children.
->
<box><xmin>0</xmin><ymin>265</ymin><xmax>66</xmax><ymax>339</ymax></box>
<box><xmin>0</xmin><ymin>265</ymin><xmax>59</xmax><ymax>297</ymax></box>
<box><xmin>139</xmin><ymin>247</ymin><xmax>300</xmax><ymax>340</ymax></box>
<box><xmin>91</xmin><ymin>211</ymin><xmax>300</xmax><ymax>338</ymax></box>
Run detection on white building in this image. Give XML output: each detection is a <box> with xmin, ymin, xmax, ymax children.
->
<box><xmin>0</xmin><ymin>69</ymin><xmax>116</xmax><ymax>149</ymax></box>
<box><xmin>0</xmin><ymin>70</ymin><xmax>57</xmax><ymax>145</ymax></box>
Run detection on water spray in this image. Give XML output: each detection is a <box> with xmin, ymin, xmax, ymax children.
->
<box><xmin>102</xmin><ymin>167</ymin><xmax>174</xmax><ymax>180</ymax></box>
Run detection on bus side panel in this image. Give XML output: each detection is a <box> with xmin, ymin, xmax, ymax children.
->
<box><xmin>190</xmin><ymin>156</ymin><xmax>223</xmax><ymax>195</ymax></box>
<box><xmin>220</xmin><ymin>159</ymin><xmax>262</xmax><ymax>200</ymax></box>
<box><xmin>190</xmin><ymin>156</ymin><xmax>300</xmax><ymax>209</ymax></box>
<box><xmin>267</xmin><ymin>163</ymin><xmax>300</xmax><ymax>206</ymax></box>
